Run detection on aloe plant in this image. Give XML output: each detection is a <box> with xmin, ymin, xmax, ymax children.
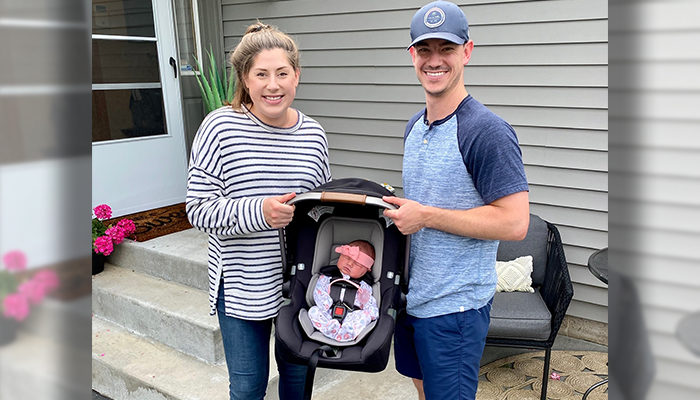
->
<box><xmin>194</xmin><ymin>45</ymin><xmax>236</xmax><ymax>114</ymax></box>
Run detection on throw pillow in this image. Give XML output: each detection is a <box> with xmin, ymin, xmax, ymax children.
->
<box><xmin>496</xmin><ymin>255</ymin><xmax>535</xmax><ymax>293</ymax></box>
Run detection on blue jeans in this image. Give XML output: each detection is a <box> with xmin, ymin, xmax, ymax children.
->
<box><xmin>217</xmin><ymin>288</ymin><xmax>307</xmax><ymax>400</ymax></box>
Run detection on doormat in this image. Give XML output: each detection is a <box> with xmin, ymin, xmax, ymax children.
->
<box><xmin>477</xmin><ymin>350</ymin><xmax>608</xmax><ymax>400</ymax></box>
<box><xmin>105</xmin><ymin>203</ymin><xmax>192</xmax><ymax>242</ymax></box>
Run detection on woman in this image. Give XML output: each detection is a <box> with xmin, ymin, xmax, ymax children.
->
<box><xmin>186</xmin><ymin>22</ymin><xmax>332</xmax><ymax>400</ymax></box>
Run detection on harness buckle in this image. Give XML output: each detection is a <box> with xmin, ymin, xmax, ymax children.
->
<box><xmin>332</xmin><ymin>302</ymin><xmax>348</xmax><ymax>322</ymax></box>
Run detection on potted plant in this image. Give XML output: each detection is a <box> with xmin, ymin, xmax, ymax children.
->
<box><xmin>1</xmin><ymin>250</ymin><xmax>60</xmax><ymax>346</ymax></box>
<box><xmin>193</xmin><ymin>46</ymin><xmax>236</xmax><ymax>114</ymax></box>
<box><xmin>92</xmin><ymin>204</ymin><xmax>136</xmax><ymax>274</ymax></box>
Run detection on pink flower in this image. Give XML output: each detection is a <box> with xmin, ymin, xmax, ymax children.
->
<box><xmin>18</xmin><ymin>280</ymin><xmax>47</xmax><ymax>305</ymax></box>
<box><xmin>94</xmin><ymin>236</ymin><xmax>114</xmax><ymax>256</ymax></box>
<box><xmin>550</xmin><ymin>372</ymin><xmax>561</xmax><ymax>380</ymax></box>
<box><xmin>3</xmin><ymin>293</ymin><xmax>30</xmax><ymax>321</ymax></box>
<box><xmin>3</xmin><ymin>250</ymin><xmax>27</xmax><ymax>271</ymax></box>
<box><xmin>93</xmin><ymin>204</ymin><xmax>112</xmax><ymax>220</ymax></box>
<box><xmin>106</xmin><ymin>226</ymin><xmax>126</xmax><ymax>245</ymax></box>
<box><xmin>33</xmin><ymin>270</ymin><xmax>60</xmax><ymax>291</ymax></box>
<box><xmin>117</xmin><ymin>219</ymin><xmax>136</xmax><ymax>236</ymax></box>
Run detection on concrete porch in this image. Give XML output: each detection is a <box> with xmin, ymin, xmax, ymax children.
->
<box><xmin>91</xmin><ymin>228</ymin><xmax>607</xmax><ymax>400</ymax></box>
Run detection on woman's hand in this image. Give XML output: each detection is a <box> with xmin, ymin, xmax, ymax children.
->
<box><xmin>263</xmin><ymin>192</ymin><xmax>296</xmax><ymax>228</ymax></box>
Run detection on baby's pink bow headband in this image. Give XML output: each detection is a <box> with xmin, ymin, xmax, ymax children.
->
<box><xmin>335</xmin><ymin>245</ymin><xmax>374</xmax><ymax>270</ymax></box>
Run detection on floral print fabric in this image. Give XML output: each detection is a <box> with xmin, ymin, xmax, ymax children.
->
<box><xmin>308</xmin><ymin>274</ymin><xmax>379</xmax><ymax>342</ymax></box>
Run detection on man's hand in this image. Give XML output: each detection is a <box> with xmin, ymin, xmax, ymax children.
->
<box><xmin>382</xmin><ymin>196</ymin><xmax>426</xmax><ymax>235</ymax></box>
<box><xmin>263</xmin><ymin>192</ymin><xmax>296</xmax><ymax>228</ymax></box>
<box><xmin>384</xmin><ymin>191</ymin><xmax>530</xmax><ymax>240</ymax></box>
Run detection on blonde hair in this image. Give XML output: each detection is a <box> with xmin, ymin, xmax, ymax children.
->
<box><xmin>229</xmin><ymin>21</ymin><xmax>300</xmax><ymax>111</ymax></box>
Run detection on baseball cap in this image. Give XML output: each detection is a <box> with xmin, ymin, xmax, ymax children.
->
<box><xmin>408</xmin><ymin>1</ymin><xmax>470</xmax><ymax>49</ymax></box>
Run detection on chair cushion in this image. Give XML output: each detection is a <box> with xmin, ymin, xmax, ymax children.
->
<box><xmin>497</xmin><ymin>214</ymin><xmax>548</xmax><ymax>286</ymax></box>
<box><xmin>488</xmin><ymin>290</ymin><xmax>551</xmax><ymax>341</ymax></box>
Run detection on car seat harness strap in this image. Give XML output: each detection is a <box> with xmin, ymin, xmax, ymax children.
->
<box><xmin>320</xmin><ymin>265</ymin><xmax>374</xmax><ymax>323</ymax></box>
<box><xmin>329</xmin><ymin>280</ymin><xmax>359</xmax><ymax>322</ymax></box>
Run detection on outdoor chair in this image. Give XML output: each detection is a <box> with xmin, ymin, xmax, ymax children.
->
<box><xmin>487</xmin><ymin>213</ymin><xmax>574</xmax><ymax>400</ymax></box>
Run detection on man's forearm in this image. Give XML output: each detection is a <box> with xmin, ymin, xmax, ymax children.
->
<box><xmin>423</xmin><ymin>191</ymin><xmax>530</xmax><ymax>240</ymax></box>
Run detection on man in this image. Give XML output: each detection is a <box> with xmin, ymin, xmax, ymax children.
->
<box><xmin>382</xmin><ymin>1</ymin><xmax>530</xmax><ymax>399</ymax></box>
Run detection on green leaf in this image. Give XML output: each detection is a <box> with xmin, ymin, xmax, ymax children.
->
<box><xmin>226</xmin><ymin>65</ymin><xmax>236</xmax><ymax>103</ymax></box>
<box><xmin>0</xmin><ymin>270</ymin><xmax>19</xmax><ymax>301</ymax></box>
<box><xmin>207</xmin><ymin>47</ymin><xmax>224</xmax><ymax>109</ymax></box>
<box><xmin>92</xmin><ymin>218</ymin><xmax>107</xmax><ymax>242</ymax></box>
<box><xmin>221</xmin><ymin>55</ymin><xmax>229</xmax><ymax>103</ymax></box>
<box><xmin>193</xmin><ymin>55</ymin><xmax>216</xmax><ymax>113</ymax></box>
<box><xmin>193</xmin><ymin>71</ymin><xmax>210</xmax><ymax>112</ymax></box>
<box><xmin>194</xmin><ymin>46</ymin><xmax>236</xmax><ymax>113</ymax></box>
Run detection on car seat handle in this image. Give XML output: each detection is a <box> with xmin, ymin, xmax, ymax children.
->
<box><xmin>320</xmin><ymin>191</ymin><xmax>367</xmax><ymax>205</ymax></box>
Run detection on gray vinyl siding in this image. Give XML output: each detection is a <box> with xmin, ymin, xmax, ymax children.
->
<box><xmin>610</xmin><ymin>0</ymin><xmax>700</xmax><ymax>397</ymax></box>
<box><xmin>222</xmin><ymin>0</ymin><xmax>608</xmax><ymax>324</ymax></box>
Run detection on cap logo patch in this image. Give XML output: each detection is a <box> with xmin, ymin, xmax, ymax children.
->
<box><xmin>424</xmin><ymin>7</ymin><xmax>445</xmax><ymax>28</ymax></box>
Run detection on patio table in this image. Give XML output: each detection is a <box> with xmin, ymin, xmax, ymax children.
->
<box><xmin>587</xmin><ymin>247</ymin><xmax>608</xmax><ymax>284</ymax></box>
<box><xmin>604</xmin><ymin>249</ymin><xmax>656</xmax><ymax>399</ymax></box>
<box><xmin>582</xmin><ymin>247</ymin><xmax>608</xmax><ymax>400</ymax></box>
<box><xmin>677</xmin><ymin>311</ymin><xmax>700</xmax><ymax>357</ymax></box>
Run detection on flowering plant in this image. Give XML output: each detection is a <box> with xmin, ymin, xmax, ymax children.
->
<box><xmin>92</xmin><ymin>204</ymin><xmax>136</xmax><ymax>256</ymax></box>
<box><xmin>1</xmin><ymin>250</ymin><xmax>60</xmax><ymax>321</ymax></box>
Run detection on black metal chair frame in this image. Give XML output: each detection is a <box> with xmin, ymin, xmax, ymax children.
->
<box><xmin>486</xmin><ymin>220</ymin><xmax>574</xmax><ymax>400</ymax></box>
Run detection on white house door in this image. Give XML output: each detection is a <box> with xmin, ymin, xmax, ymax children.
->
<box><xmin>92</xmin><ymin>0</ymin><xmax>188</xmax><ymax>217</ymax></box>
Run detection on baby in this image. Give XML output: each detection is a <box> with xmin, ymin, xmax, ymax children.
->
<box><xmin>307</xmin><ymin>240</ymin><xmax>379</xmax><ymax>342</ymax></box>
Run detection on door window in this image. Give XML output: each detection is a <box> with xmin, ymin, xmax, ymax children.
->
<box><xmin>174</xmin><ymin>0</ymin><xmax>202</xmax><ymax>74</ymax></box>
<box><xmin>91</xmin><ymin>1</ymin><xmax>167</xmax><ymax>142</ymax></box>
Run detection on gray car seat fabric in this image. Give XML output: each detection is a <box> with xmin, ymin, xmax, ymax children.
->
<box><xmin>497</xmin><ymin>214</ymin><xmax>548</xmax><ymax>285</ymax></box>
<box><xmin>300</xmin><ymin>217</ymin><xmax>384</xmax><ymax>347</ymax></box>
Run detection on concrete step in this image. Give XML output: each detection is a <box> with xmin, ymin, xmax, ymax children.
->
<box><xmin>92</xmin><ymin>263</ymin><xmax>223</xmax><ymax>364</ymax></box>
<box><xmin>93</xmin><ymin>317</ymin><xmax>285</xmax><ymax>400</ymax></box>
<box><xmin>92</xmin><ymin>316</ymin><xmax>230</xmax><ymax>400</ymax></box>
<box><xmin>108</xmin><ymin>228</ymin><xmax>210</xmax><ymax>291</ymax></box>
<box><xmin>23</xmin><ymin>295</ymin><xmax>92</xmax><ymax>350</ymax></box>
<box><xmin>1</xmin><ymin>329</ymin><xmax>92</xmax><ymax>400</ymax></box>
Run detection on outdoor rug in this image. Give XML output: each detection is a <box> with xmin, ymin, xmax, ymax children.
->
<box><xmin>106</xmin><ymin>203</ymin><xmax>192</xmax><ymax>242</ymax></box>
<box><xmin>477</xmin><ymin>350</ymin><xmax>608</xmax><ymax>400</ymax></box>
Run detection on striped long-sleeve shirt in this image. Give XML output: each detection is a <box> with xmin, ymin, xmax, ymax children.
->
<box><xmin>186</xmin><ymin>105</ymin><xmax>332</xmax><ymax>320</ymax></box>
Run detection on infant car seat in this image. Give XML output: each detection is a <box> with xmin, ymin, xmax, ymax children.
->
<box><xmin>275</xmin><ymin>178</ymin><xmax>409</xmax><ymax>399</ymax></box>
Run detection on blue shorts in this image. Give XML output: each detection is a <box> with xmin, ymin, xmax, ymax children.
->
<box><xmin>393</xmin><ymin>299</ymin><xmax>493</xmax><ymax>400</ymax></box>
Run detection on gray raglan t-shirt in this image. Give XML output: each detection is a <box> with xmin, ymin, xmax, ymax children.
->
<box><xmin>402</xmin><ymin>95</ymin><xmax>529</xmax><ymax>318</ymax></box>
